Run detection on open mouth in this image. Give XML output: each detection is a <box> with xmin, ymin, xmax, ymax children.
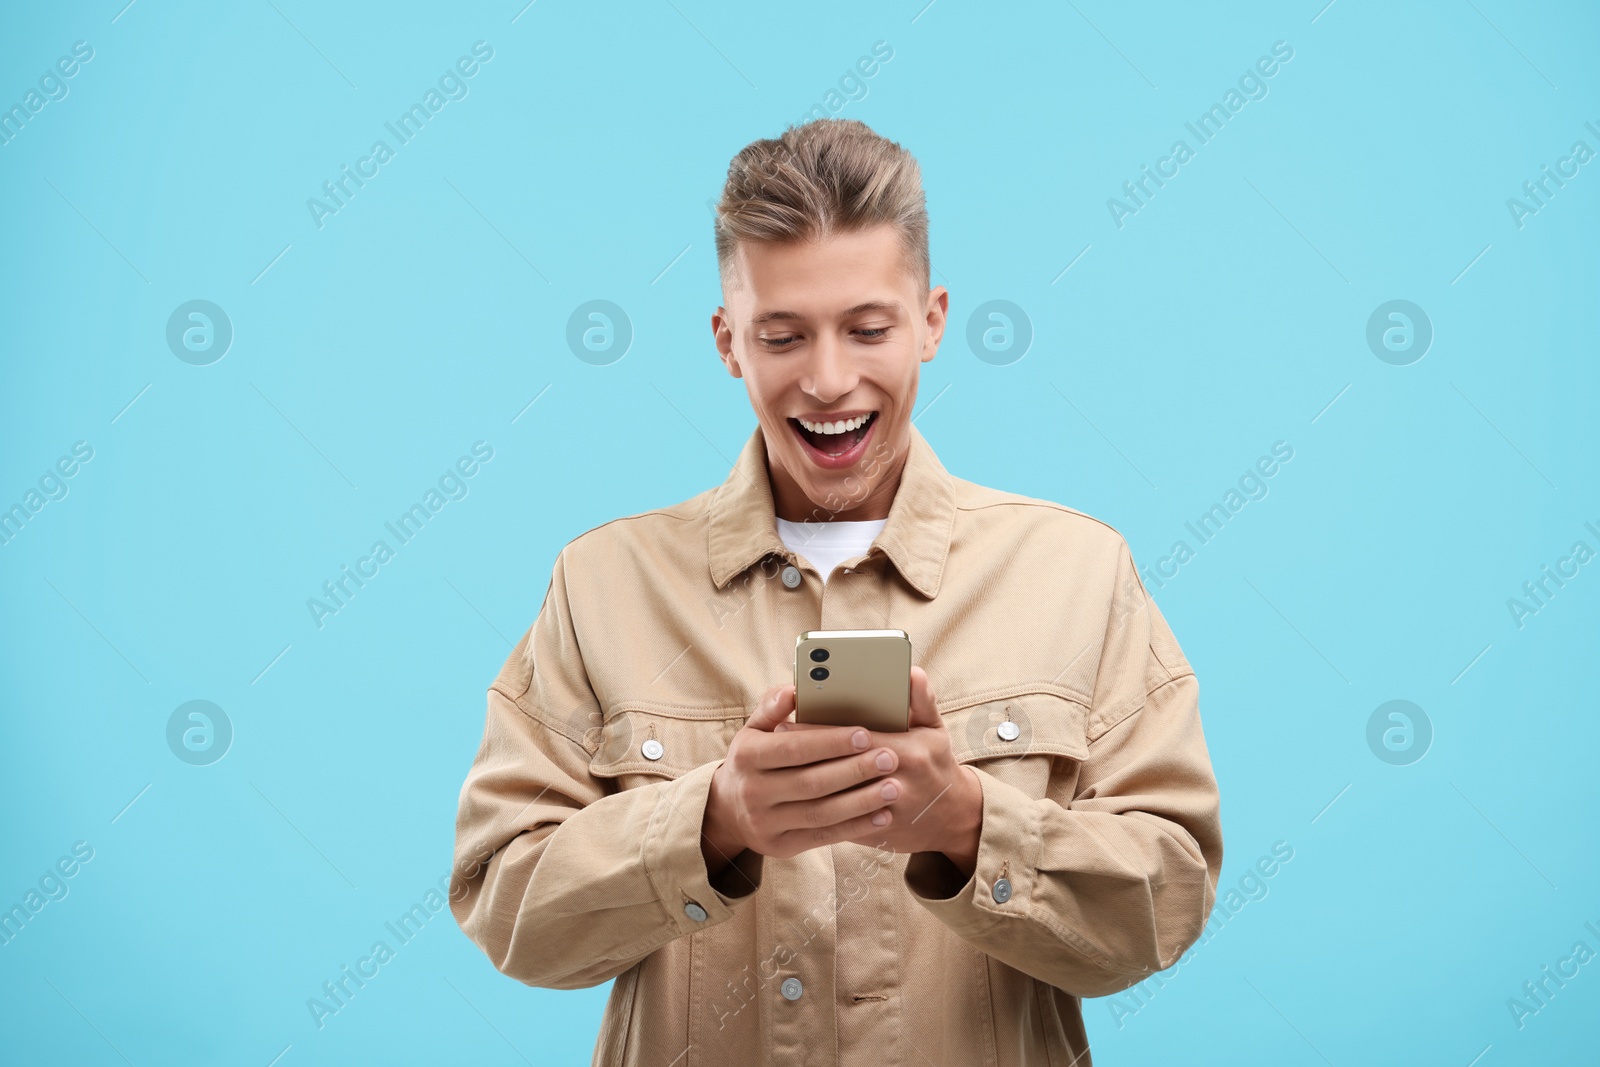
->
<box><xmin>788</xmin><ymin>411</ymin><xmax>879</xmax><ymax>469</ymax></box>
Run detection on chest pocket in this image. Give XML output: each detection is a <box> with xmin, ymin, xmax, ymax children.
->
<box><xmin>587</xmin><ymin>703</ymin><xmax>746</xmax><ymax>792</ymax></box>
<box><xmin>943</xmin><ymin>689</ymin><xmax>1090</xmax><ymax>799</ymax></box>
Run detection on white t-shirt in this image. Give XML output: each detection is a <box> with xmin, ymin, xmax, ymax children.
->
<box><xmin>776</xmin><ymin>517</ymin><xmax>887</xmax><ymax>584</ymax></box>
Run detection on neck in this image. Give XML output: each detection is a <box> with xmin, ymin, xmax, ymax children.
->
<box><xmin>767</xmin><ymin>442</ymin><xmax>908</xmax><ymax>524</ymax></box>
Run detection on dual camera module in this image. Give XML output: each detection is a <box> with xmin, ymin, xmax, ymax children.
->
<box><xmin>808</xmin><ymin>646</ymin><xmax>829</xmax><ymax>681</ymax></box>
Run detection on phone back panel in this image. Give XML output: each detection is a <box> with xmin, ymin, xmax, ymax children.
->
<box><xmin>794</xmin><ymin>630</ymin><xmax>911</xmax><ymax>732</ymax></box>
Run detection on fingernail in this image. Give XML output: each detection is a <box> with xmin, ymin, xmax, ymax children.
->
<box><xmin>774</xmin><ymin>723</ymin><xmax>788</xmax><ymax>733</ymax></box>
<box><xmin>871</xmin><ymin>811</ymin><xmax>889</xmax><ymax>826</ymax></box>
<box><xmin>875</xmin><ymin>750</ymin><xmax>894</xmax><ymax>771</ymax></box>
<box><xmin>880</xmin><ymin>781</ymin><xmax>899</xmax><ymax>800</ymax></box>
<box><xmin>852</xmin><ymin>730</ymin><xmax>869</xmax><ymax>750</ymax></box>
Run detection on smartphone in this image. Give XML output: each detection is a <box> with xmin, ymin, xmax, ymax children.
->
<box><xmin>793</xmin><ymin>629</ymin><xmax>912</xmax><ymax>732</ymax></box>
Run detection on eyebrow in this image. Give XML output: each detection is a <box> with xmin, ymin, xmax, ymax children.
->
<box><xmin>751</xmin><ymin>300</ymin><xmax>904</xmax><ymax>325</ymax></box>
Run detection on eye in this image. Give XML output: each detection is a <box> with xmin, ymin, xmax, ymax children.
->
<box><xmin>760</xmin><ymin>335</ymin><xmax>798</xmax><ymax>349</ymax></box>
<box><xmin>856</xmin><ymin>327</ymin><xmax>891</xmax><ymax>340</ymax></box>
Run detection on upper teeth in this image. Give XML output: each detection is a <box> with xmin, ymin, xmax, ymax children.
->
<box><xmin>798</xmin><ymin>414</ymin><xmax>871</xmax><ymax>434</ymax></box>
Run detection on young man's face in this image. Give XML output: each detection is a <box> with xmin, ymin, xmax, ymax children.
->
<box><xmin>712</xmin><ymin>223</ymin><xmax>948</xmax><ymax>522</ymax></box>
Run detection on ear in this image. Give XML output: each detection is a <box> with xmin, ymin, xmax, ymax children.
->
<box><xmin>920</xmin><ymin>286</ymin><xmax>948</xmax><ymax>364</ymax></box>
<box><xmin>711</xmin><ymin>307</ymin><xmax>743</xmax><ymax>378</ymax></box>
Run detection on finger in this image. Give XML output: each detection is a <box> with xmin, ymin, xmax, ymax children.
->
<box><xmin>745</xmin><ymin>684</ymin><xmax>797</xmax><ymax>732</ymax></box>
<box><xmin>764</xmin><ymin>745</ymin><xmax>899</xmax><ymax>804</ymax></box>
<box><xmin>751</xmin><ymin>723</ymin><xmax>874</xmax><ymax>771</ymax></box>
<box><xmin>778</xmin><ymin>806</ymin><xmax>896</xmax><ymax>855</ymax></box>
<box><xmin>907</xmin><ymin>665</ymin><xmax>940</xmax><ymax>730</ymax></box>
<box><xmin>771</xmin><ymin>776</ymin><xmax>901</xmax><ymax>839</ymax></box>
<box><xmin>773</xmin><ymin>721</ymin><xmax>830</xmax><ymax>734</ymax></box>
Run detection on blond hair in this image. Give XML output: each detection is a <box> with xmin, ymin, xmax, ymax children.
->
<box><xmin>714</xmin><ymin>118</ymin><xmax>929</xmax><ymax>295</ymax></box>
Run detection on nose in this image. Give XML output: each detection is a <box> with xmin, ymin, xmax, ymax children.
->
<box><xmin>799</xmin><ymin>333</ymin><xmax>859</xmax><ymax>404</ymax></box>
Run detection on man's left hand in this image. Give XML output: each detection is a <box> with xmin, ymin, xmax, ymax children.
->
<box><xmin>776</xmin><ymin>665</ymin><xmax>984</xmax><ymax>877</ymax></box>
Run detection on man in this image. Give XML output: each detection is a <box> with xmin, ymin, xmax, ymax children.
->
<box><xmin>451</xmin><ymin>118</ymin><xmax>1223</xmax><ymax>1066</ymax></box>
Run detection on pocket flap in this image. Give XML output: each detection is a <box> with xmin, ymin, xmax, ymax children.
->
<box><xmin>588</xmin><ymin>704</ymin><xmax>744</xmax><ymax>781</ymax></box>
<box><xmin>943</xmin><ymin>690</ymin><xmax>1090</xmax><ymax>764</ymax></box>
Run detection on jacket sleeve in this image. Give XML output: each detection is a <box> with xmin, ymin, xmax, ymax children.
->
<box><xmin>449</xmin><ymin>546</ymin><xmax>764</xmax><ymax>989</ymax></box>
<box><xmin>902</xmin><ymin>540</ymin><xmax>1223</xmax><ymax>998</ymax></box>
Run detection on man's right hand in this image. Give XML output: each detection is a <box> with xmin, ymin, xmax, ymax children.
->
<box><xmin>701</xmin><ymin>682</ymin><xmax>901</xmax><ymax>872</ymax></box>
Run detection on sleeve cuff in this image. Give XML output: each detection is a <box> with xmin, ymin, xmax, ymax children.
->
<box><xmin>903</xmin><ymin>766</ymin><xmax>1043</xmax><ymax>936</ymax></box>
<box><xmin>711</xmin><ymin>848</ymin><xmax>765</xmax><ymax>903</ymax></box>
<box><xmin>641</xmin><ymin>760</ymin><xmax>763</xmax><ymax>934</ymax></box>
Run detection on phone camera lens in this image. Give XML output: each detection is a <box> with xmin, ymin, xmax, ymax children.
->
<box><xmin>809</xmin><ymin>666</ymin><xmax>829</xmax><ymax>682</ymax></box>
<box><xmin>810</xmin><ymin>648</ymin><xmax>829</xmax><ymax>662</ymax></box>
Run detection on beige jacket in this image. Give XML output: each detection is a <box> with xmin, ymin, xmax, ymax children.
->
<box><xmin>450</xmin><ymin>422</ymin><xmax>1223</xmax><ymax>1066</ymax></box>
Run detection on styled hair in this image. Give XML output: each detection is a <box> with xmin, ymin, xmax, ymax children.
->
<box><xmin>714</xmin><ymin>118</ymin><xmax>929</xmax><ymax>295</ymax></box>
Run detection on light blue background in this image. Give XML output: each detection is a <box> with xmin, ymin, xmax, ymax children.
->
<box><xmin>2</xmin><ymin>1</ymin><xmax>1596</xmax><ymax>1064</ymax></box>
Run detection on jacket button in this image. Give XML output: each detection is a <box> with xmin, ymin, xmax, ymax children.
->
<box><xmin>997</xmin><ymin>720</ymin><xmax>1020</xmax><ymax>742</ymax></box>
<box><xmin>992</xmin><ymin>877</ymin><xmax>1012</xmax><ymax>904</ymax></box>
<box><xmin>780</xmin><ymin>977</ymin><xmax>803</xmax><ymax>1001</ymax></box>
<box><xmin>684</xmin><ymin>901</ymin><xmax>708</xmax><ymax>922</ymax></box>
<box><xmin>780</xmin><ymin>565</ymin><xmax>802</xmax><ymax>589</ymax></box>
<box><xmin>641</xmin><ymin>738</ymin><xmax>664</xmax><ymax>760</ymax></box>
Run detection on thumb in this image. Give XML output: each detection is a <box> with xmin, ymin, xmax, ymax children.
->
<box><xmin>907</xmin><ymin>666</ymin><xmax>940</xmax><ymax>730</ymax></box>
<box><xmin>745</xmin><ymin>683</ymin><xmax>796</xmax><ymax>732</ymax></box>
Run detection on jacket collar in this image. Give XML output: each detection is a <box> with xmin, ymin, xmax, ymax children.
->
<box><xmin>706</xmin><ymin>420</ymin><xmax>955</xmax><ymax>599</ymax></box>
